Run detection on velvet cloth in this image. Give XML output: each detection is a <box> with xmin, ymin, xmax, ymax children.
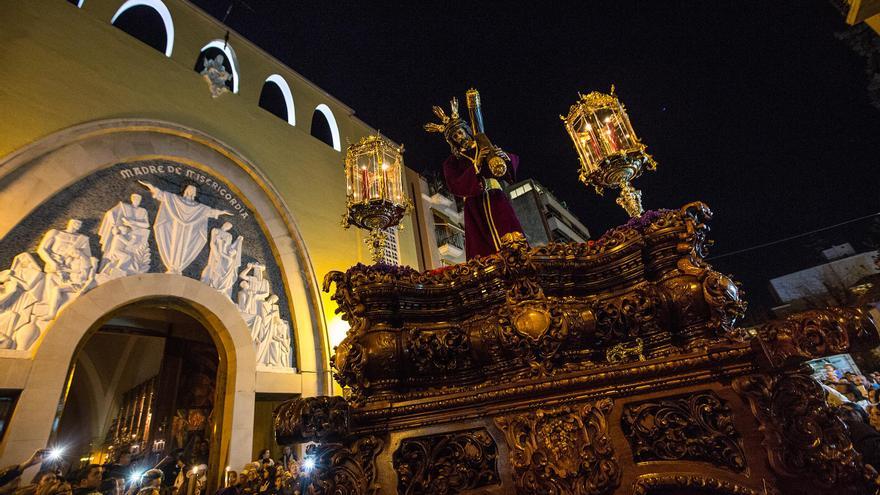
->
<box><xmin>442</xmin><ymin>154</ymin><xmax>524</xmax><ymax>259</ymax></box>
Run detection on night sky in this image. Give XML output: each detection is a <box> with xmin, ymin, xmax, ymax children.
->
<box><xmin>191</xmin><ymin>1</ymin><xmax>880</xmax><ymax>316</ymax></box>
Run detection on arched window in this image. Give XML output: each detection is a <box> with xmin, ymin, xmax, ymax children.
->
<box><xmin>110</xmin><ymin>0</ymin><xmax>174</xmax><ymax>57</ymax></box>
<box><xmin>194</xmin><ymin>41</ymin><xmax>240</xmax><ymax>94</ymax></box>
<box><xmin>259</xmin><ymin>75</ymin><xmax>295</xmax><ymax>126</ymax></box>
<box><xmin>311</xmin><ymin>104</ymin><xmax>341</xmax><ymax>151</ymax></box>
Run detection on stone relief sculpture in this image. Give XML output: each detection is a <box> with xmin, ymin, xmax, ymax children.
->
<box><xmin>139</xmin><ymin>181</ymin><xmax>231</xmax><ymax>274</ymax></box>
<box><xmin>200</xmin><ymin>222</ymin><xmax>243</xmax><ymax>298</ymax></box>
<box><xmin>0</xmin><ymin>184</ymin><xmax>293</xmax><ymax>361</ymax></box>
<box><xmin>96</xmin><ymin>194</ymin><xmax>151</xmax><ymax>284</ymax></box>
<box><xmin>0</xmin><ymin>253</ymin><xmax>47</xmax><ymax>349</ymax></box>
<box><xmin>237</xmin><ymin>263</ymin><xmax>292</xmax><ymax>368</ymax></box>
<box><xmin>36</xmin><ymin>219</ymin><xmax>98</xmax><ymax>319</ymax></box>
<box><xmin>237</xmin><ymin>262</ymin><xmax>271</xmax><ymax>322</ymax></box>
<box><xmin>200</xmin><ymin>54</ymin><xmax>232</xmax><ymax>98</ymax></box>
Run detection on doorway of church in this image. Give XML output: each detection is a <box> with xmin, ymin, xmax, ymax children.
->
<box><xmin>52</xmin><ymin>300</ymin><xmax>223</xmax><ymax>489</ymax></box>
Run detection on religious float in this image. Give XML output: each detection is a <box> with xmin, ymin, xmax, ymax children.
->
<box><xmin>273</xmin><ymin>88</ymin><xmax>880</xmax><ymax>494</ymax></box>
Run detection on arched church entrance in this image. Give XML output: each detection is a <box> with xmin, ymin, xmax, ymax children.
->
<box><xmin>6</xmin><ymin>274</ymin><xmax>257</xmax><ymax>490</ymax></box>
<box><xmin>56</xmin><ymin>299</ymin><xmax>222</xmax><ymax>485</ymax></box>
<box><xmin>0</xmin><ymin>119</ymin><xmax>331</xmax><ymax>480</ymax></box>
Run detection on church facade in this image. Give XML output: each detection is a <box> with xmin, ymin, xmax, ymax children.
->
<box><xmin>0</xmin><ymin>0</ymin><xmax>420</xmax><ymax>476</ymax></box>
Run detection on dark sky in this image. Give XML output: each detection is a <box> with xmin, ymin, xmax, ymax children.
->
<box><xmin>191</xmin><ymin>1</ymin><xmax>880</xmax><ymax>314</ymax></box>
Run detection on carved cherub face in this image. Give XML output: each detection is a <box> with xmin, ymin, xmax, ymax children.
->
<box><xmin>66</xmin><ymin>219</ymin><xmax>83</xmax><ymax>233</ymax></box>
<box><xmin>130</xmin><ymin>194</ymin><xmax>142</xmax><ymax>207</ymax></box>
<box><xmin>221</xmin><ymin>222</ymin><xmax>232</xmax><ymax>231</ymax></box>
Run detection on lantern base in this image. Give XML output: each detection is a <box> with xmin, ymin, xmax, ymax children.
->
<box><xmin>344</xmin><ymin>199</ymin><xmax>409</xmax><ymax>232</ymax></box>
<box><xmin>579</xmin><ymin>148</ymin><xmax>656</xmax><ymax>193</ymax></box>
<box><xmin>616</xmin><ymin>181</ymin><xmax>644</xmax><ymax>218</ymax></box>
<box><xmin>366</xmin><ymin>228</ymin><xmax>387</xmax><ymax>264</ymax></box>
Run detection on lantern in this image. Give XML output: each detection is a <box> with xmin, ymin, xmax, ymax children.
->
<box><xmin>562</xmin><ymin>86</ymin><xmax>657</xmax><ymax>217</ymax></box>
<box><xmin>343</xmin><ymin>134</ymin><xmax>411</xmax><ymax>263</ymax></box>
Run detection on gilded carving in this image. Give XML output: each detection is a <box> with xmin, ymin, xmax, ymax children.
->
<box><xmin>621</xmin><ymin>390</ymin><xmax>746</xmax><ymax>472</ymax></box>
<box><xmin>406</xmin><ymin>327</ymin><xmax>472</xmax><ymax>373</ymax></box>
<box><xmin>298</xmin><ymin>435</ymin><xmax>384</xmax><ymax>495</ymax></box>
<box><xmin>494</xmin><ymin>398</ymin><xmax>620</xmax><ymax>494</ymax></box>
<box><xmin>274</xmin><ymin>396</ymin><xmax>351</xmax><ymax>444</ymax></box>
<box><xmin>632</xmin><ymin>473</ymin><xmax>767</xmax><ymax>495</ymax></box>
<box><xmin>393</xmin><ymin>428</ymin><xmax>500</xmax><ymax>494</ymax></box>
<box><xmin>733</xmin><ymin>373</ymin><xmax>875</xmax><ymax>491</ymax></box>
<box><xmin>754</xmin><ymin>307</ymin><xmax>878</xmax><ymax>369</ymax></box>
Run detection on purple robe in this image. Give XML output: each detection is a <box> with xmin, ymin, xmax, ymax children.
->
<box><xmin>443</xmin><ymin>154</ymin><xmax>524</xmax><ymax>259</ymax></box>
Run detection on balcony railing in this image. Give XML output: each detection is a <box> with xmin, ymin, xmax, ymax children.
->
<box><xmin>435</xmin><ymin>223</ymin><xmax>464</xmax><ymax>250</ymax></box>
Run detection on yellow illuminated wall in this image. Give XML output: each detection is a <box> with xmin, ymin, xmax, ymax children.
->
<box><xmin>0</xmin><ymin>0</ymin><xmax>419</xmax><ymax>382</ymax></box>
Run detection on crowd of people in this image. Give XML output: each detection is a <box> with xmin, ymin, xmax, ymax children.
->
<box><xmin>0</xmin><ymin>446</ymin><xmax>307</xmax><ymax>495</ymax></box>
<box><xmin>820</xmin><ymin>363</ymin><xmax>880</xmax><ymax>469</ymax></box>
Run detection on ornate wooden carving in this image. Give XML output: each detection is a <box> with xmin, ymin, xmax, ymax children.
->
<box><xmin>734</xmin><ymin>373</ymin><xmax>875</xmax><ymax>493</ymax></box>
<box><xmin>632</xmin><ymin>473</ymin><xmax>767</xmax><ymax>495</ymax></box>
<box><xmin>324</xmin><ymin>203</ymin><xmax>748</xmax><ymax>403</ymax></box>
<box><xmin>299</xmin><ymin>435</ymin><xmax>384</xmax><ymax>495</ymax></box>
<box><xmin>274</xmin><ymin>396</ymin><xmax>351</xmax><ymax>444</ymax></box>
<box><xmin>753</xmin><ymin>307</ymin><xmax>877</xmax><ymax>370</ymax></box>
<box><xmin>494</xmin><ymin>398</ymin><xmax>620</xmax><ymax>495</ymax></box>
<box><xmin>392</xmin><ymin>428</ymin><xmax>499</xmax><ymax>494</ymax></box>
<box><xmin>276</xmin><ymin>201</ymin><xmax>880</xmax><ymax>494</ymax></box>
<box><xmin>621</xmin><ymin>390</ymin><xmax>746</xmax><ymax>472</ymax></box>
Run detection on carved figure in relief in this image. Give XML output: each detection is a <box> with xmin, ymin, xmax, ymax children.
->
<box><xmin>138</xmin><ymin>181</ymin><xmax>230</xmax><ymax>274</ymax></box>
<box><xmin>268</xmin><ymin>314</ymin><xmax>291</xmax><ymax>368</ymax></box>
<box><xmin>0</xmin><ymin>253</ymin><xmax>46</xmax><ymax>349</ymax></box>
<box><xmin>96</xmin><ymin>194</ymin><xmax>151</xmax><ymax>284</ymax></box>
<box><xmin>252</xmin><ymin>294</ymin><xmax>280</xmax><ymax>366</ymax></box>
<box><xmin>37</xmin><ymin>219</ymin><xmax>98</xmax><ymax>318</ymax></box>
<box><xmin>200</xmin><ymin>54</ymin><xmax>232</xmax><ymax>98</ymax></box>
<box><xmin>200</xmin><ymin>222</ymin><xmax>243</xmax><ymax>298</ymax></box>
<box><xmin>237</xmin><ymin>263</ymin><xmax>271</xmax><ymax>318</ymax></box>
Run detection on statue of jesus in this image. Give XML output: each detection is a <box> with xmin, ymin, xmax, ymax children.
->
<box><xmin>138</xmin><ymin>181</ymin><xmax>231</xmax><ymax>274</ymax></box>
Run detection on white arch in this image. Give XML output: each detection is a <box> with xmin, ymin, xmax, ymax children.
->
<box><xmin>264</xmin><ymin>74</ymin><xmax>296</xmax><ymax>126</ymax></box>
<box><xmin>200</xmin><ymin>40</ymin><xmax>240</xmax><ymax>94</ymax></box>
<box><xmin>314</xmin><ymin>103</ymin><xmax>341</xmax><ymax>151</ymax></box>
<box><xmin>110</xmin><ymin>0</ymin><xmax>175</xmax><ymax>58</ymax></box>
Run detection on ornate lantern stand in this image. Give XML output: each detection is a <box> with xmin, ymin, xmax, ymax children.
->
<box><xmin>562</xmin><ymin>86</ymin><xmax>657</xmax><ymax>217</ymax></box>
<box><xmin>342</xmin><ymin>135</ymin><xmax>411</xmax><ymax>263</ymax></box>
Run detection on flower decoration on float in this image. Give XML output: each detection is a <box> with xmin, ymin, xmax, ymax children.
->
<box><xmin>342</xmin><ymin>134</ymin><xmax>412</xmax><ymax>263</ymax></box>
<box><xmin>562</xmin><ymin>85</ymin><xmax>657</xmax><ymax>217</ymax></box>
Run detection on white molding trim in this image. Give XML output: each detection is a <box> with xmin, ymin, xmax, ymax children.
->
<box><xmin>264</xmin><ymin>74</ymin><xmax>296</xmax><ymax>126</ymax></box>
<box><xmin>110</xmin><ymin>0</ymin><xmax>175</xmax><ymax>58</ymax></box>
<box><xmin>314</xmin><ymin>103</ymin><xmax>341</xmax><ymax>151</ymax></box>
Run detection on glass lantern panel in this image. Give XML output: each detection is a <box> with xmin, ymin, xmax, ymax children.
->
<box><xmin>616</xmin><ymin>103</ymin><xmax>638</xmax><ymax>148</ymax></box>
<box><xmin>574</xmin><ymin>113</ymin><xmax>602</xmax><ymax>172</ymax></box>
<box><xmin>594</xmin><ymin>108</ymin><xmax>624</xmax><ymax>155</ymax></box>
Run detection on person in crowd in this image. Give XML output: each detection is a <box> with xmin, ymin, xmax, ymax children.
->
<box><xmin>837</xmin><ymin>402</ymin><xmax>880</xmax><ymax>468</ymax></box>
<box><xmin>216</xmin><ymin>471</ymin><xmax>238</xmax><ymax>495</ymax></box>
<box><xmin>71</xmin><ymin>465</ymin><xmax>103</xmax><ymax>495</ymax></box>
<box><xmin>845</xmin><ymin>372</ymin><xmax>870</xmax><ymax>399</ymax></box>
<box><xmin>159</xmin><ymin>452</ymin><xmax>186</xmax><ymax>495</ymax></box>
<box><xmin>134</xmin><ymin>470</ymin><xmax>162</xmax><ymax>495</ymax></box>
<box><xmin>98</xmin><ymin>478</ymin><xmax>121</xmax><ymax>495</ymax></box>
<box><xmin>36</xmin><ymin>480</ymin><xmax>72</xmax><ymax>495</ymax></box>
<box><xmin>276</xmin><ymin>449</ymin><xmax>294</xmax><ymax>473</ymax></box>
<box><xmin>824</xmin><ymin>363</ymin><xmax>842</xmax><ymax>382</ymax></box>
<box><xmin>254</xmin><ymin>452</ymin><xmax>272</xmax><ymax>469</ymax></box>
<box><xmin>0</xmin><ymin>449</ymin><xmax>51</xmax><ymax>492</ymax></box>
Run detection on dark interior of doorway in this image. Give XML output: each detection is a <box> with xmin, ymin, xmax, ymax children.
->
<box><xmin>55</xmin><ymin>301</ymin><xmax>219</xmax><ymax>477</ymax></box>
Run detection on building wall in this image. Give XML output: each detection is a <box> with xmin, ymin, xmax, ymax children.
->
<box><xmin>0</xmin><ymin>0</ymin><xmax>419</xmax><ymax>348</ymax></box>
<box><xmin>0</xmin><ymin>0</ymin><xmax>422</xmax><ymax>469</ymax></box>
